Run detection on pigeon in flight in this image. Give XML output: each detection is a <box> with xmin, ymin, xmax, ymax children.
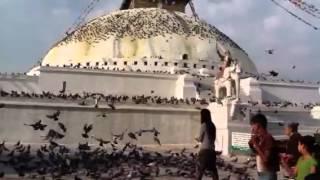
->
<box><xmin>265</xmin><ymin>49</ymin><xmax>275</xmax><ymax>54</ymax></box>
<box><xmin>269</xmin><ymin>70</ymin><xmax>279</xmax><ymax>77</ymax></box>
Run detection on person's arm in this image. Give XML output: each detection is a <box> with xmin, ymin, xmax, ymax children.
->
<box><xmin>199</xmin><ymin>124</ymin><xmax>205</xmax><ymax>142</ymax></box>
<box><xmin>310</xmin><ymin>159</ymin><xmax>317</xmax><ymax>174</ymax></box>
<box><xmin>292</xmin><ymin>166</ymin><xmax>297</xmax><ymax>176</ymax></box>
<box><xmin>248</xmin><ymin>135</ymin><xmax>258</xmax><ymax>153</ymax></box>
<box><xmin>310</xmin><ymin>166</ymin><xmax>316</xmax><ymax>174</ymax></box>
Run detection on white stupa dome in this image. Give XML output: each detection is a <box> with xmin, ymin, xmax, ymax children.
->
<box><xmin>41</xmin><ymin>8</ymin><xmax>257</xmax><ymax>74</ymax></box>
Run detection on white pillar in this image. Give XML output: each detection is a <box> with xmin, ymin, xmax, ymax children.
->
<box><xmin>207</xmin><ymin>102</ymin><xmax>232</xmax><ymax>156</ymax></box>
<box><xmin>175</xmin><ymin>75</ymin><xmax>198</xmax><ymax>99</ymax></box>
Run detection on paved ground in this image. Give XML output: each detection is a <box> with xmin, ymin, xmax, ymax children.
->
<box><xmin>0</xmin><ymin>145</ymin><xmax>291</xmax><ymax>180</ymax></box>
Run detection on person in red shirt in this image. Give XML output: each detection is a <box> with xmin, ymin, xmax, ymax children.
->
<box><xmin>249</xmin><ymin>113</ymin><xmax>280</xmax><ymax>180</ymax></box>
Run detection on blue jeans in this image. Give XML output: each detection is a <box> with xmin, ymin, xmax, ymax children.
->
<box><xmin>257</xmin><ymin>171</ymin><xmax>277</xmax><ymax>180</ymax></box>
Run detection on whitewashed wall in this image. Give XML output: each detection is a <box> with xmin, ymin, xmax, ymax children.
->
<box><xmin>240</xmin><ymin>78</ymin><xmax>320</xmax><ymax>104</ymax></box>
<box><xmin>39</xmin><ymin>67</ymin><xmax>187</xmax><ymax>97</ymax></box>
<box><xmin>0</xmin><ymin>75</ymin><xmax>40</xmax><ymax>93</ymax></box>
<box><xmin>0</xmin><ymin>100</ymin><xmax>200</xmax><ymax>146</ymax></box>
<box><xmin>259</xmin><ymin>81</ymin><xmax>319</xmax><ymax>103</ymax></box>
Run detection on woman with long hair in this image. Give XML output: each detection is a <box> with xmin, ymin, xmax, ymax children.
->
<box><xmin>284</xmin><ymin>123</ymin><xmax>301</xmax><ymax>166</ymax></box>
<box><xmin>196</xmin><ymin>109</ymin><xmax>218</xmax><ymax>180</ymax></box>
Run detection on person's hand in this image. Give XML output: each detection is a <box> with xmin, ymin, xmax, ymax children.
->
<box><xmin>248</xmin><ymin>138</ymin><xmax>253</xmax><ymax>145</ymax></box>
<box><xmin>286</xmin><ymin>154</ymin><xmax>293</xmax><ymax>159</ymax></box>
<box><xmin>195</xmin><ymin>137</ymin><xmax>200</xmax><ymax>142</ymax></box>
<box><xmin>248</xmin><ymin>136</ymin><xmax>259</xmax><ymax>150</ymax></box>
<box><xmin>289</xmin><ymin>167</ymin><xmax>296</xmax><ymax>177</ymax></box>
<box><xmin>279</xmin><ymin>153</ymin><xmax>286</xmax><ymax>158</ymax></box>
<box><xmin>251</xmin><ymin>136</ymin><xmax>259</xmax><ymax>147</ymax></box>
<box><xmin>280</xmin><ymin>154</ymin><xmax>290</xmax><ymax>164</ymax></box>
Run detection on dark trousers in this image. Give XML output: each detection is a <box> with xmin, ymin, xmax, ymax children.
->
<box><xmin>196</xmin><ymin>149</ymin><xmax>218</xmax><ymax>180</ymax></box>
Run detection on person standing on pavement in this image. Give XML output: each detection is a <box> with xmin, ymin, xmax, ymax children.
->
<box><xmin>196</xmin><ymin>109</ymin><xmax>219</xmax><ymax>180</ymax></box>
<box><xmin>248</xmin><ymin>113</ymin><xmax>280</xmax><ymax>180</ymax></box>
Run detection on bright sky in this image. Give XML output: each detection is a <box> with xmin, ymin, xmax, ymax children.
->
<box><xmin>0</xmin><ymin>0</ymin><xmax>319</xmax><ymax>81</ymax></box>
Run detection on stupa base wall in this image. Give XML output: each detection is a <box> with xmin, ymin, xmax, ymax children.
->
<box><xmin>0</xmin><ymin>100</ymin><xmax>200</xmax><ymax>147</ymax></box>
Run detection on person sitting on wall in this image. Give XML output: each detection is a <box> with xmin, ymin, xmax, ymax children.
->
<box><xmin>195</xmin><ymin>109</ymin><xmax>219</xmax><ymax>180</ymax></box>
<box><xmin>248</xmin><ymin>113</ymin><xmax>280</xmax><ymax>180</ymax></box>
<box><xmin>214</xmin><ymin>58</ymin><xmax>233</xmax><ymax>99</ymax></box>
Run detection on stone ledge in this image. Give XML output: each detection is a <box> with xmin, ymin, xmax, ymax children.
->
<box><xmin>0</xmin><ymin>100</ymin><xmax>200</xmax><ymax>113</ymax></box>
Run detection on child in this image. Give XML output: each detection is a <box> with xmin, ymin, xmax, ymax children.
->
<box><xmin>294</xmin><ymin>135</ymin><xmax>318</xmax><ymax>180</ymax></box>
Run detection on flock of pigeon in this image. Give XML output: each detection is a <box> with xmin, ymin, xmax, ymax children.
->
<box><xmin>57</xmin><ymin>8</ymin><xmax>243</xmax><ymax>51</ymax></box>
<box><xmin>1</xmin><ymin>64</ymin><xmax>319</xmax><ymax>86</ymax></box>
<box><xmin>1</xmin><ymin>87</ymin><xmax>319</xmax><ymax>112</ymax></box>
<box><xmin>40</xmin><ymin>64</ymin><xmax>213</xmax><ymax>77</ymax></box>
<box><xmin>242</xmin><ymin>71</ymin><xmax>320</xmax><ymax>85</ymax></box>
<box><xmin>0</xmin><ymin>90</ymin><xmax>211</xmax><ymax>107</ymax></box>
<box><xmin>0</xmin><ymin>106</ymin><xmax>256</xmax><ymax>180</ymax></box>
<box><xmin>236</xmin><ymin>100</ymin><xmax>320</xmax><ymax>120</ymax></box>
<box><xmin>246</xmin><ymin>100</ymin><xmax>320</xmax><ymax>110</ymax></box>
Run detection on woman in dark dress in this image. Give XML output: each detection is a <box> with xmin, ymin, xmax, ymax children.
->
<box><xmin>281</xmin><ymin>122</ymin><xmax>301</xmax><ymax>177</ymax></box>
<box><xmin>196</xmin><ymin>109</ymin><xmax>218</xmax><ymax>180</ymax></box>
<box><xmin>284</xmin><ymin>123</ymin><xmax>301</xmax><ymax>167</ymax></box>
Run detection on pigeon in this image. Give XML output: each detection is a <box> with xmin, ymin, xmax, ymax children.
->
<box><xmin>58</xmin><ymin>122</ymin><xmax>67</xmax><ymax>133</ymax></box>
<box><xmin>265</xmin><ymin>49</ymin><xmax>275</xmax><ymax>54</ymax></box>
<box><xmin>230</xmin><ymin>156</ymin><xmax>238</xmax><ymax>162</ymax></box>
<box><xmin>108</xmin><ymin>104</ymin><xmax>116</xmax><ymax>110</ymax></box>
<box><xmin>97</xmin><ymin>112</ymin><xmax>107</xmax><ymax>118</ymax></box>
<box><xmin>49</xmin><ymin>140</ymin><xmax>59</xmax><ymax>150</ymax></box>
<box><xmin>82</xmin><ymin>123</ymin><xmax>93</xmax><ymax>138</ymax></box>
<box><xmin>269</xmin><ymin>70</ymin><xmax>279</xmax><ymax>77</ymax></box>
<box><xmin>36</xmin><ymin>149</ymin><xmax>45</xmax><ymax>159</ymax></box>
<box><xmin>128</xmin><ymin>132</ymin><xmax>137</xmax><ymax>140</ymax></box>
<box><xmin>152</xmin><ymin>128</ymin><xmax>160</xmax><ymax>137</ymax></box>
<box><xmin>0</xmin><ymin>141</ymin><xmax>9</xmax><ymax>152</ymax></box>
<box><xmin>112</xmin><ymin>129</ymin><xmax>127</xmax><ymax>141</ymax></box>
<box><xmin>14</xmin><ymin>140</ymin><xmax>21</xmax><ymax>147</ymax></box>
<box><xmin>44</xmin><ymin>129</ymin><xmax>65</xmax><ymax>140</ymax></box>
<box><xmin>46</xmin><ymin>110</ymin><xmax>61</xmax><ymax>121</ymax></box>
<box><xmin>78</xmin><ymin>142</ymin><xmax>90</xmax><ymax>151</ymax></box>
<box><xmin>239</xmin><ymin>108</ymin><xmax>246</xmax><ymax>118</ymax></box>
<box><xmin>91</xmin><ymin>136</ymin><xmax>110</xmax><ymax>147</ymax></box>
<box><xmin>278</xmin><ymin>122</ymin><xmax>284</xmax><ymax>126</ymax></box>
<box><xmin>153</xmin><ymin>136</ymin><xmax>161</xmax><ymax>146</ymax></box>
<box><xmin>37</xmin><ymin>168</ymin><xmax>47</xmax><ymax>176</ymax></box>
<box><xmin>40</xmin><ymin>144</ymin><xmax>49</xmax><ymax>152</ymax></box>
<box><xmin>24</xmin><ymin>120</ymin><xmax>47</xmax><ymax>131</ymax></box>
<box><xmin>78</xmin><ymin>100</ymin><xmax>88</xmax><ymax>106</ymax></box>
<box><xmin>7</xmin><ymin>149</ymin><xmax>15</xmax><ymax>157</ymax></box>
<box><xmin>59</xmin><ymin>88</ymin><xmax>65</xmax><ymax>94</ymax></box>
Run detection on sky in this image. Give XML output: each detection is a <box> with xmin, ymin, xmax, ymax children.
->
<box><xmin>0</xmin><ymin>0</ymin><xmax>319</xmax><ymax>81</ymax></box>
